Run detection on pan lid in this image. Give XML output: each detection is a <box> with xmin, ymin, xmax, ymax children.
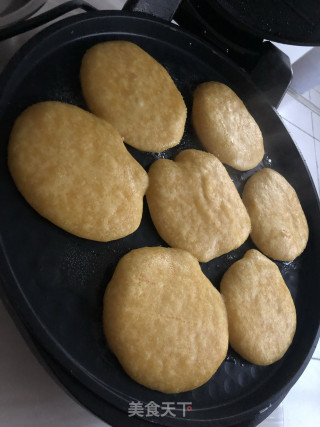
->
<box><xmin>176</xmin><ymin>0</ymin><xmax>320</xmax><ymax>48</ymax></box>
<box><xmin>210</xmin><ymin>0</ymin><xmax>320</xmax><ymax>45</ymax></box>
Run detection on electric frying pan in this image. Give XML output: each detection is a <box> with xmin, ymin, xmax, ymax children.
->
<box><xmin>0</xmin><ymin>2</ymin><xmax>320</xmax><ymax>426</ymax></box>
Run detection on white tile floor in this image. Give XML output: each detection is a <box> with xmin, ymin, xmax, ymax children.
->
<box><xmin>277</xmin><ymin>87</ymin><xmax>320</xmax><ymax>198</ymax></box>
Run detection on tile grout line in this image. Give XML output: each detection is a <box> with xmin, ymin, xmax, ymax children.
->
<box><xmin>308</xmin><ymin>90</ymin><xmax>320</xmax><ymax>196</ymax></box>
<box><xmin>311</xmin><ymin>109</ymin><xmax>320</xmax><ymax>193</ymax></box>
<box><xmin>287</xmin><ymin>87</ymin><xmax>320</xmax><ymax>117</ymax></box>
<box><xmin>280</xmin><ymin>116</ymin><xmax>320</xmax><ymax>143</ymax></box>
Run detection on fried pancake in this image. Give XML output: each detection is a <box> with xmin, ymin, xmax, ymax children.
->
<box><xmin>103</xmin><ymin>246</ymin><xmax>228</xmax><ymax>393</ymax></box>
<box><xmin>192</xmin><ymin>82</ymin><xmax>264</xmax><ymax>170</ymax></box>
<box><xmin>146</xmin><ymin>149</ymin><xmax>251</xmax><ymax>262</ymax></box>
<box><xmin>80</xmin><ymin>40</ymin><xmax>187</xmax><ymax>152</ymax></box>
<box><xmin>8</xmin><ymin>101</ymin><xmax>148</xmax><ymax>241</ymax></box>
<box><xmin>220</xmin><ymin>249</ymin><xmax>297</xmax><ymax>365</ymax></box>
<box><xmin>242</xmin><ymin>168</ymin><xmax>308</xmax><ymax>261</ymax></box>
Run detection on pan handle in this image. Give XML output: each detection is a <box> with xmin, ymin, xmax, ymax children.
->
<box><xmin>0</xmin><ymin>0</ymin><xmax>97</xmax><ymax>42</ymax></box>
<box><xmin>123</xmin><ymin>0</ymin><xmax>182</xmax><ymax>21</ymax></box>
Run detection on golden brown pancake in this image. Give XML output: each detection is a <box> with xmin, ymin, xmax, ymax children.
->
<box><xmin>146</xmin><ymin>149</ymin><xmax>251</xmax><ymax>262</ymax></box>
<box><xmin>8</xmin><ymin>101</ymin><xmax>148</xmax><ymax>241</ymax></box>
<box><xmin>192</xmin><ymin>81</ymin><xmax>264</xmax><ymax>170</ymax></box>
<box><xmin>220</xmin><ymin>249</ymin><xmax>297</xmax><ymax>365</ymax></box>
<box><xmin>242</xmin><ymin>168</ymin><xmax>308</xmax><ymax>261</ymax></box>
<box><xmin>80</xmin><ymin>40</ymin><xmax>187</xmax><ymax>152</ymax></box>
<box><xmin>103</xmin><ymin>246</ymin><xmax>228</xmax><ymax>393</ymax></box>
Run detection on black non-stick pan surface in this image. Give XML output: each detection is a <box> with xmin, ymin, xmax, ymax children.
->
<box><xmin>0</xmin><ymin>10</ymin><xmax>320</xmax><ymax>427</ymax></box>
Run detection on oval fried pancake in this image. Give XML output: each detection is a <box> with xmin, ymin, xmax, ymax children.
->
<box><xmin>220</xmin><ymin>249</ymin><xmax>297</xmax><ymax>365</ymax></box>
<box><xmin>103</xmin><ymin>246</ymin><xmax>228</xmax><ymax>393</ymax></box>
<box><xmin>8</xmin><ymin>101</ymin><xmax>148</xmax><ymax>242</ymax></box>
<box><xmin>192</xmin><ymin>82</ymin><xmax>264</xmax><ymax>170</ymax></box>
<box><xmin>80</xmin><ymin>40</ymin><xmax>187</xmax><ymax>152</ymax></box>
<box><xmin>146</xmin><ymin>149</ymin><xmax>251</xmax><ymax>262</ymax></box>
<box><xmin>242</xmin><ymin>168</ymin><xmax>308</xmax><ymax>261</ymax></box>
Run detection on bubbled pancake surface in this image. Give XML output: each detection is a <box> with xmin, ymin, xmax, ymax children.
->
<box><xmin>80</xmin><ymin>41</ymin><xmax>187</xmax><ymax>152</ymax></box>
<box><xmin>146</xmin><ymin>149</ymin><xmax>251</xmax><ymax>262</ymax></box>
<box><xmin>103</xmin><ymin>247</ymin><xmax>229</xmax><ymax>394</ymax></box>
<box><xmin>192</xmin><ymin>82</ymin><xmax>264</xmax><ymax>171</ymax></box>
<box><xmin>8</xmin><ymin>101</ymin><xmax>148</xmax><ymax>242</ymax></box>
<box><xmin>242</xmin><ymin>168</ymin><xmax>309</xmax><ymax>261</ymax></box>
<box><xmin>220</xmin><ymin>249</ymin><xmax>297</xmax><ymax>365</ymax></box>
